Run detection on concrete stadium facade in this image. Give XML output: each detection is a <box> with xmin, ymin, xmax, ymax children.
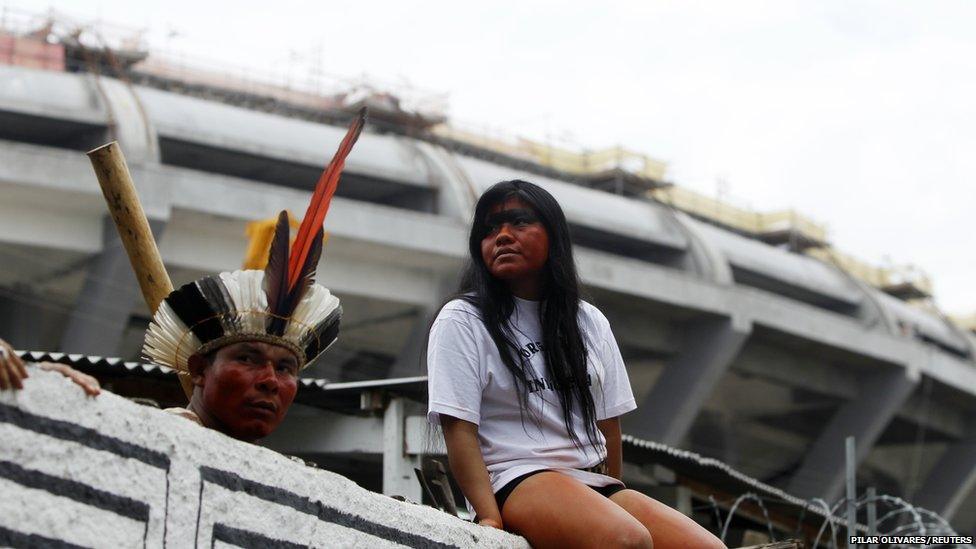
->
<box><xmin>1</xmin><ymin>64</ymin><xmax>974</xmax><ymax>530</ymax></box>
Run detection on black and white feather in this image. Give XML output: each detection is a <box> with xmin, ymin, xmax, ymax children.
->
<box><xmin>143</xmin><ymin>267</ymin><xmax>341</xmax><ymax>372</ymax></box>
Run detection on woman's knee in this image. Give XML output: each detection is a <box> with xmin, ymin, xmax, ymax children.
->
<box><xmin>602</xmin><ymin>521</ymin><xmax>653</xmax><ymax>549</ymax></box>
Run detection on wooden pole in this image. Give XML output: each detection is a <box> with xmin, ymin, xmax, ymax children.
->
<box><xmin>87</xmin><ymin>141</ymin><xmax>194</xmax><ymax>399</ymax></box>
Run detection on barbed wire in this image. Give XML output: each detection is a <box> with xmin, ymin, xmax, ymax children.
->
<box><xmin>810</xmin><ymin>497</ymin><xmax>841</xmax><ymax>549</ymax></box>
<box><xmin>719</xmin><ymin>492</ymin><xmax>776</xmax><ymax>543</ymax></box>
<box><xmin>706</xmin><ymin>487</ymin><xmax>970</xmax><ymax>549</ymax></box>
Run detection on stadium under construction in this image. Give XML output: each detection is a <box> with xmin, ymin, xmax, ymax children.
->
<box><xmin>1</xmin><ymin>12</ymin><xmax>975</xmax><ymax>545</ymax></box>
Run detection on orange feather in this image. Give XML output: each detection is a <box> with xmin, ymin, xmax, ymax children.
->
<box><xmin>288</xmin><ymin>108</ymin><xmax>367</xmax><ymax>290</ymax></box>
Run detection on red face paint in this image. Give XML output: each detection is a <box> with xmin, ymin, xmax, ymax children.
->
<box><xmin>480</xmin><ymin>197</ymin><xmax>550</xmax><ymax>298</ymax></box>
<box><xmin>198</xmin><ymin>341</ymin><xmax>299</xmax><ymax>442</ymax></box>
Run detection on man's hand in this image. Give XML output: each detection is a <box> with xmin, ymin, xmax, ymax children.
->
<box><xmin>0</xmin><ymin>338</ymin><xmax>28</xmax><ymax>390</ymax></box>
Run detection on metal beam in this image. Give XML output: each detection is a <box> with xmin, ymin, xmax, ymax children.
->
<box><xmin>59</xmin><ymin>217</ymin><xmax>166</xmax><ymax>356</ymax></box>
<box><xmin>786</xmin><ymin>368</ymin><xmax>918</xmax><ymax>501</ymax></box>
<box><xmin>624</xmin><ymin>316</ymin><xmax>751</xmax><ymax>446</ymax></box>
<box><xmin>914</xmin><ymin>434</ymin><xmax>976</xmax><ymax>520</ymax></box>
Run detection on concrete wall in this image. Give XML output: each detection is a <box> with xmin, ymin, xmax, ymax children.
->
<box><xmin>0</xmin><ymin>367</ymin><xmax>527</xmax><ymax>548</ymax></box>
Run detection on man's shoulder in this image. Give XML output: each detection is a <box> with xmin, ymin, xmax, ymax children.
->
<box><xmin>164</xmin><ymin>407</ymin><xmax>203</xmax><ymax>426</ymax></box>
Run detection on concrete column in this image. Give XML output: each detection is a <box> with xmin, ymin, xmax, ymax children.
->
<box><xmin>786</xmin><ymin>368</ymin><xmax>918</xmax><ymax>501</ymax></box>
<box><xmin>914</xmin><ymin>434</ymin><xmax>976</xmax><ymax>520</ymax></box>
<box><xmin>59</xmin><ymin>216</ymin><xmax>166</xmax><ymax>356</ymax></box>
<box><xmin>624</xmin><ymin>316</ymin><xmax>751</xmax><ymax>446</ymax></box>
<box><xmin>383</xmin><ymin>397</ymin><xmax>422</xmax><ymax>501</ymax></box>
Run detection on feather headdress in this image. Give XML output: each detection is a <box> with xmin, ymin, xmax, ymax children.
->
<box><xmin>143</xmin><ymin>109</ymin><xmax>366</xmax><ymax>371</ymax></box>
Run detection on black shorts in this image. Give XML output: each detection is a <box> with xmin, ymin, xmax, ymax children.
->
<box><xmin>494</xmin><ymin>470</ymin><xmax>627</xmax><ymax>513</ymax></box>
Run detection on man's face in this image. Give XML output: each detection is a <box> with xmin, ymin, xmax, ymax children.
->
<box><xmin>196</xmin><ymin>341</ymin><xmax>299</xmax><ymax>442</ymax></box>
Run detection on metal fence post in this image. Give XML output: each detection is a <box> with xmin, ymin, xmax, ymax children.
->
<box><xmin>846</xmin><ymin>436</ymin><xmax>857</xmax><ymax>548</ymax></box>
<box><xmin>866</xmin><ymin>487</ymin><xmax>877</xmax><ymax>549</ymax></box>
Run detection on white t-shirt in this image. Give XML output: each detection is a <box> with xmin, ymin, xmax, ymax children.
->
<box><xmin>427</xmin><ymin>296</ymin><xmax>636</xmax><ymax>495</ymax></box>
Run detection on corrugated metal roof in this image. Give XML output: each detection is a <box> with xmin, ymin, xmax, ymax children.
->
<box><xmin>18</xmin><ymin>350</ymin><xmax>174</xmax><ymax>376</ymax></box>
<box><xmin>14</xmin><ymin>350</ymin><xmax>426</xmax><ymax>407</ymax></box>
<box><xmin>622</xmin><ymin>434</ymin><xmax>817</xmax><ymax>513</ymax></box>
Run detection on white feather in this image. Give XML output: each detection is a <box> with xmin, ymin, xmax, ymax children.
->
<box><xmin>286</xmin><ymin>284</ymin><xmax>340</xmax><ymax>343</ymax></box>
<box><xmin>221</xmin><ymin>270</ymin><xmax>267</xmax><ymax>334</ymax></box>
<box><xmin>142</xmin><ymin>300</ymin><xmax>201</xmax><ymax>371</ymax></box>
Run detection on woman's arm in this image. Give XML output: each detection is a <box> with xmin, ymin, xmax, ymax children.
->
<box><xmin>440</xmin><ymin>415</ymin><xmax>502</xmax><ymax>528</ymax></box>
<box><xmin>596</xmin><ymin>416</ymin><xmax>622</xmax><ymax>480</ymax></box>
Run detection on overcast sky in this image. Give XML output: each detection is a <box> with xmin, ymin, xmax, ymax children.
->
<box><xmin>14</xmin><ymin>0</ymin><xmax>975</xmax><ymax>314</ymax></box>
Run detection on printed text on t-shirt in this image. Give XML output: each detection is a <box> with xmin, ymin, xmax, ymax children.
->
<box><xmin>518</xmin><ymin>341</ymin><xmax>595</xmax><ymax>394</ymax></box>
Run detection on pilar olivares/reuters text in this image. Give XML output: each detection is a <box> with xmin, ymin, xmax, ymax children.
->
<box><xmin>850</xmin><ymin>535</ymin><xmax>973</xmax><ymax>546</ymax></box>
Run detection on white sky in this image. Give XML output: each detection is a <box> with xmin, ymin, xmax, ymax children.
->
<box><xmin>12</xmin><ymin>0</ymin><xmax>976</xmax><ymax>314</ymax></box>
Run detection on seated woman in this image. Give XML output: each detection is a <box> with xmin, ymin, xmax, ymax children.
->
<box><xmin>427</xmin><ymin>180</ymin><xmax>725</xmax><ymax>548</ymax></box>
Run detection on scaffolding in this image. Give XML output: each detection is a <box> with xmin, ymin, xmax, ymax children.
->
<box><xmin>433</xmin><ymin>124</ymin><xmax>669</xmax><ymax>195</ymax></box>
<box><xmin>650</xmin><ymin>185</ymin><xmax>828</xmax><ymax>250</ymax></box>
<box><xmin>650</xmin><ymin>185</ymin><xmax>935</xmax><ymax>300</ymax></box>
<box><xmin>951</xmin><ymin>314</ymin><xmax>976</xmax><ymax>334</ymax></box>
<box><xmin>805</xmin><ymin>248</ymin><xmax>934</xmax><ymax>300</ymax></box>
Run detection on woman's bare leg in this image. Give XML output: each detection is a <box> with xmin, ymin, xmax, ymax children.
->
<box><xmin>501</xmin><ymin>472</ymin><xmax>653</xmax><ymax>549</ymax></box>
<box><xmin>610</xmin><ymin>489</ymin><xmax>726</xmax><ymax>549</ymax></box>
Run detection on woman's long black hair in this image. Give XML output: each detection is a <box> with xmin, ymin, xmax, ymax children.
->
<box><xmin>457</xmin><ymin>179</ymin><xmax>600</xmax><ymax>452</ymax></box>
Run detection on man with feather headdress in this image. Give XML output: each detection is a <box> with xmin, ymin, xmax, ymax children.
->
<box><xmin>145</xmin><ymin>110</ymin><xmax>366</xmax><ymax>441</ymax></box>
<box><xmin>148</xmin><ymin>263</ymin><xmax>341</xmax><ymax>442</ymax></box>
